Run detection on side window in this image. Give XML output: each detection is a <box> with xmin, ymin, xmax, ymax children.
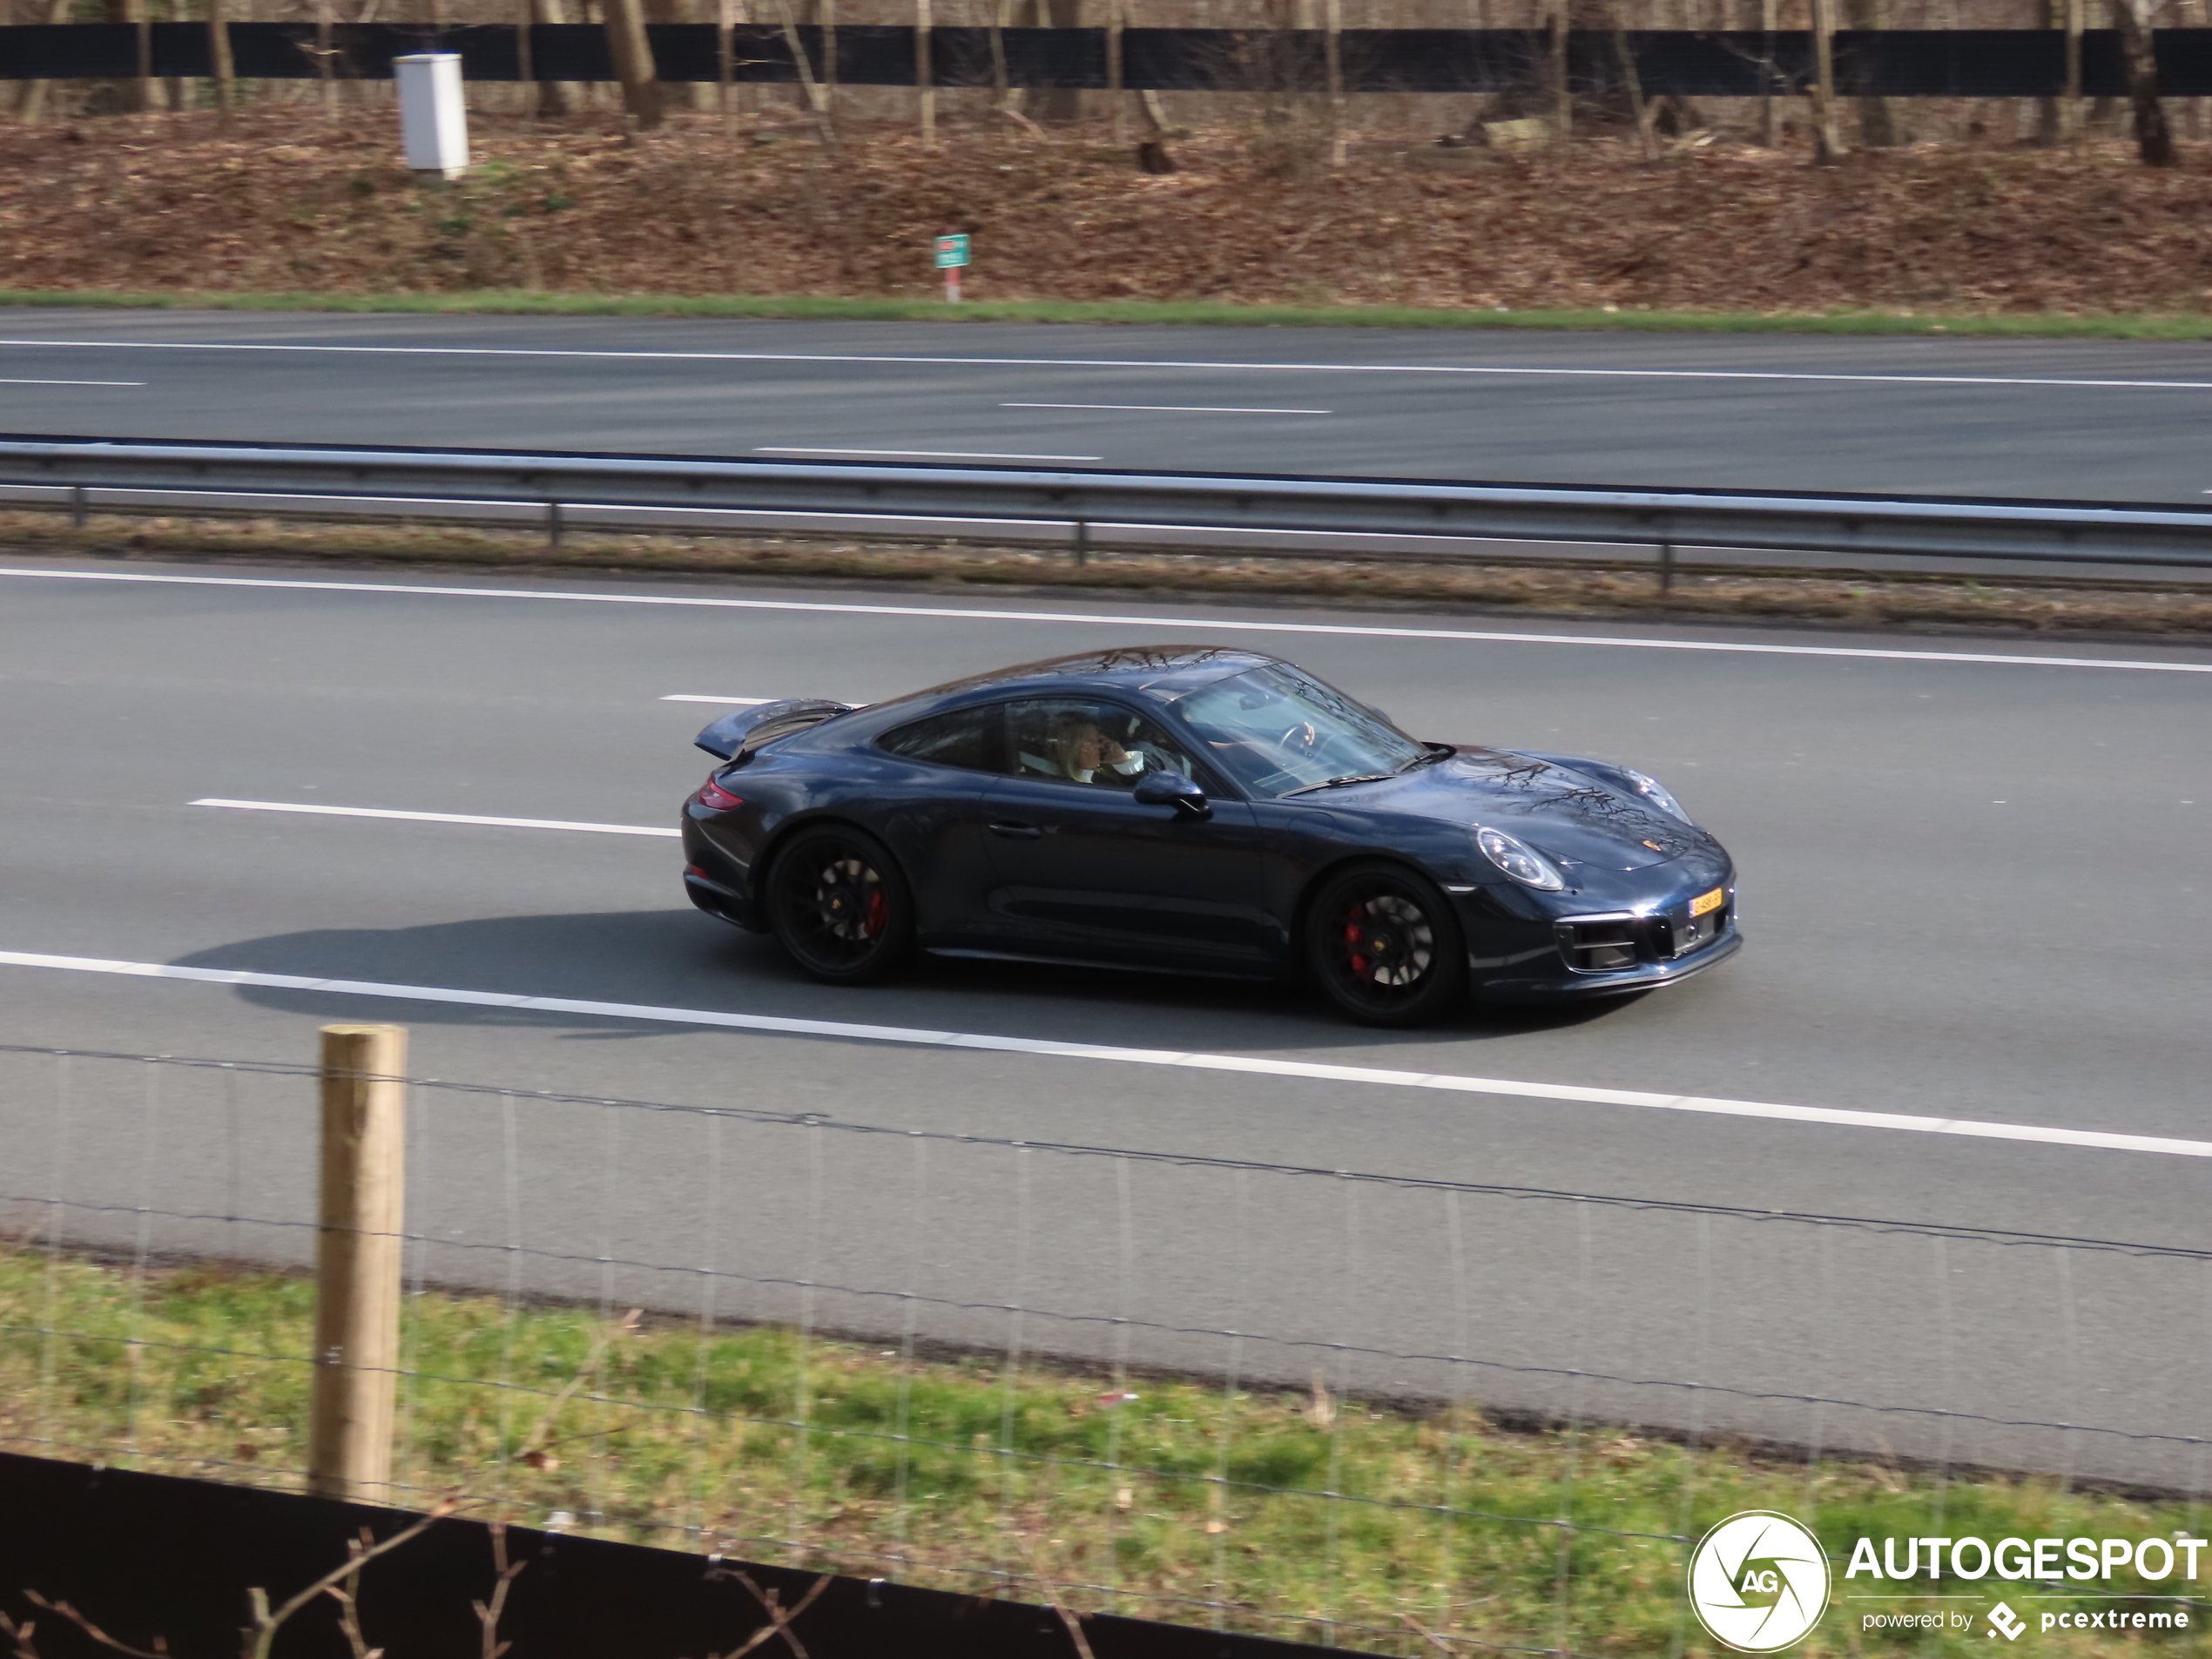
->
<box><xmin>1002</xmin><ymin>698</ymin><xmax>1200</xmax><ymax>791</ymax></box>
<box><xmin>877</xmin><ymin>705</ymin><xmax>995</xmax><ymax>772</ymax></box>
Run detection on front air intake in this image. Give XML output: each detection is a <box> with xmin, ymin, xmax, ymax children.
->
<box><xmin>1555</xmin><ymin>916</ymin><xmax>1644</xmax><ymax>973</ymax></box>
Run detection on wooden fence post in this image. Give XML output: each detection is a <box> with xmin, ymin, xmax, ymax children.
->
<box><xmin>308</xmin><ymin>1023</ymin><xmax>407</xmax><ymax>1505</ymax></box>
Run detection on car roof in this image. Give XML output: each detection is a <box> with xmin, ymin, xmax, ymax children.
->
<box><xmin>896</xmin><ymin>645</ymin><xmax>1280</xmax><ymax>708</ymax></box>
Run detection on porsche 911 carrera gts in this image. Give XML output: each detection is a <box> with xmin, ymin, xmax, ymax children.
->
<box><xmin>678</xmin><ymin>645</ymin><xmax>1738</xmax><ymax>1026</ymax></box>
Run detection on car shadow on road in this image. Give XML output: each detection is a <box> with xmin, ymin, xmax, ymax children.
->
<box><xmin>170</xmin><ymin>907</ymin><xmax>1640</xmax><ymax>1055</ymax></box>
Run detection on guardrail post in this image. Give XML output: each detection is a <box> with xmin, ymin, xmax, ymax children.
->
<box><xmin>309</xmin><ymin>1022</ymin><xmax>407</xmax><ymax>1505</ymax></box>
<box><xmin>1658</xmin><ymin>540</ymin><xmax>1675</xmax><ymax>594</ymax></box>
<box><xmin>70</xmin><ymin>484</ymin><xmax>86</xmax><ymax>530</ymax></box>
<box><xmin>1074</xmin><ymin>519</ymin><xmax>1089</xmax><ymax>567</ymax></box>
<box><xmin>547</xmin><ymin>500</ymin><xmax>563</xmax><ymax>550</ymax></box>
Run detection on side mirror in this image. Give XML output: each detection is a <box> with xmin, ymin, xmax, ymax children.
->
<box><xmin>1133</xmin><ymin>772</ymin><xmax>1211</xmax><ymax>819</ymax></box>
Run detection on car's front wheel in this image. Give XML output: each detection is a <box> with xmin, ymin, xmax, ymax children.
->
<box><xmin>766</xmin><ymin>825</ymin><xmax>914</xmax><ymax>984</ymax></box>
<box><xmin>1305</xmin><ymin>862</ymin><xmax>1468</xmax><ymax>1027</ymax></box>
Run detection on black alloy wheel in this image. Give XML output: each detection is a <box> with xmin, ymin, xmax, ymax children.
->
<box><xmin>1304</xmin><ymin>861</ymin><xmax>1469</xmax><ymax>1027</ymax></box>
<box><xmin>766</xmin><ymin>826</ymin><xmax>914</xmax><ymax>984</ymax></box>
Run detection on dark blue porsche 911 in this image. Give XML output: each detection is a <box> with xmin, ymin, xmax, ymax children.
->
<box><xmin>678</xmin><ymin>645</ymin><xmax>1738</xmax><ymax>1026</ymax></box>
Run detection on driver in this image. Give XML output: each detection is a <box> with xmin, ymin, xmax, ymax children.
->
<box><xmin>1050</xmin><ymin>713</ymin><xmax>1148</xmax><ymax>786</ymax></box>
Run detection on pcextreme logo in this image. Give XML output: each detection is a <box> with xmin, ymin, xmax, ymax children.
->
<box><xmin>1687</xmin><ymin>1511</ymin><xmax>1833</xmax><ymax>1652</ymax></box>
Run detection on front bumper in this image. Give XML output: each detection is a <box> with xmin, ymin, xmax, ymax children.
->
<box><xmin>1470</xmin><ymin>925</ymin><xmax>1742</xmax><ymax>1001</ymax></box>
<box><xmin>1453</xmin><ymin>869</ymin><xmax>1742</xmax><ymax>1002</ymax></box>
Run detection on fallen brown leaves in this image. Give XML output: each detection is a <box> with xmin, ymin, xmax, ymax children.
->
<box><xmin>7</xmin><ymin>106</ymin><xmax>2212</xmax><ymax>313</ymax></box>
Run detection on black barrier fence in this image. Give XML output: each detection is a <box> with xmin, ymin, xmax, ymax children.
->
<box><xmin>1</xmin><ymin>22</ymin><xmax>2208</xmax><ymax>96</ymax></box>
<box><xmin>0</xmin><ymin>1452</ymin><xmax>1354</xmax><ymax>1659</ymax></box>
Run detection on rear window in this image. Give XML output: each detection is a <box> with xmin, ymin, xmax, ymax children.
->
<box><xmin>877</xmin><ymin>706</ymin><xmax>995</xmax><ymax>772</ymax></box>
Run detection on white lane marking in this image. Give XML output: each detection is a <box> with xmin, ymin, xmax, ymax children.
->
<box><xmin>6</xmin><ymin>565</ymin><xmax>2210</xmax><ymax>674</ymax></box>
<box><xmin>756</xmin><ymin>447</ymin><xmax>1105</xmax><ymax>462</ymax></box>
<box><xmin>190</xmin><ymin>798</ymin><xmax>678</xmax><ymax>837</ymax></box>
<box><xmin>1002</xmin><ymin>402</ymin><xmax>1333</xmax><ymax>415</ymax></box>
<box><xmin>6</xmin><ymin>337</ymin><xmax>2212</xmax><ymax>393</ymax></box>
<box><xmin>3</xmin><ymin>947</ymin><xmax>2206</xmax><ymax>1160</ymax></box>
<box><xmin>0</xmin><ymin>377</ymin><xmax>145</xmax><ymax>387</ymax></box>
<box><xmin>664</xmin><ymin>694</ymin><xmax>776</xmax><ymax>704</ymax></box>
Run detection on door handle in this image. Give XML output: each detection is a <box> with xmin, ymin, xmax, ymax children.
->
<box><xmin>988</xmin><ymin>821</ymin><xmax>1044</xmax><ymax>840</ymax></box>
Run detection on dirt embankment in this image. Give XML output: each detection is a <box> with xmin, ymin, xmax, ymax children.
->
<box><xmin>5</xmin><ymin>108</ymin><xmax>2212</xmax><ymax>314</ymax></box>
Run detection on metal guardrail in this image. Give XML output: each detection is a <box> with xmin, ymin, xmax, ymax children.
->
<box><xmin>5</xmin><ymin>433</ymin><xmax>2212</xmax><ymax>578</ymax></box>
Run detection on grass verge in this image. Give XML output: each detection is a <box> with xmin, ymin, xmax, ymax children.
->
<box><xmin>6</xmin><ymin>511</ymin><xmax>2212</xmax><ymax>644</ymax></box>
<box><xmin>7</xmin><ymin>287</ymin><xmax>2212</xmax><ymax>340</ymax></box>
<box><xmin>3</xmin><ymin>1246</ymin><xmax>2205</xmax><ymax>1656</ymax></box>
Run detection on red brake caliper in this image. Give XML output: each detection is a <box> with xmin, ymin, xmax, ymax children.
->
<box><xmin>1343</xmin><ymin>905</ymin><xmax>1372</xmax><ymax>981</ymax></box>
<box><xmin>864</xmin><ymin>887</ymin><xmax>889</xmax><ymax>939</ymax></box>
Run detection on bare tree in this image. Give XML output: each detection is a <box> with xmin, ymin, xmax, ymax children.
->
<box><xmin>207</xmin><ymin>0</ymin><xmax>238</xmax><ymax>121</ymax></box>
<box><xmin>12</xmin><ymin>0</ymin><xmax>77</xmax><ymax>125</ymax></box>
<box><xmin>1612</xmin><ymin>3</ymin><xmax>1658</xmax><ymax>158</ymax></box>
<box><xmin>1806</xmin><ymin>0</ymin><xmax>1845</xmax><ymax>159</ymax></box>
<box><xmin>602</xmin><ymin>0</ymin><xmax>665</xmax><ymax>126</ymax></box>
<box><xmin>1847</xmin><ymin>0</ymin><xmax>1897</xmax><ymax>145</ymax></box>
<box><xmin>2106</xmin><ymin>0</ymin><xmax>2175</xmax><ymax>162</ymax></box>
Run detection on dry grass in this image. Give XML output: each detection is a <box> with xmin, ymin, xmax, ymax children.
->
<box><xmin>7</xmin><ymin>509</ymin><xmax>2212</xmax><ymax>642</ymax></box>
<box><xmin>7</xmin><ymin>107</ymin><xmax>2212</xmax><ymax>317</ymax></box>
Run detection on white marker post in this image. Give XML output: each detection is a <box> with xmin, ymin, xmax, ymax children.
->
<box><xmin>395</xmin><ymin>53</ymin><xmax>469</xmax><ymax>179</ymax></box>
<box><xmin>934</xmin><ymin>233</ymin><xmax>970</xmax><ymax>303</ymax></box>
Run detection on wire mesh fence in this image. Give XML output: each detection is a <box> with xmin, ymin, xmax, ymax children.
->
<box><xmin>2</xmin><ymin>1036</ymin><xmax>2207</xmax><ymax>1655</ymax></box>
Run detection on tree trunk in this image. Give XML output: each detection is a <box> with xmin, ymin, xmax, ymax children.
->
<box><xmin>1806</xmin><ymin>0</ymin><xmax>1844</xmax><ymax>161</ymax></box>
<box><xmin>601</xmin><ymin>0</ymin><xmax>664</xmax><ymax>126</ymax></box>
<box><xmin>14</xmin><ymin>0</ymin><xmax>76</xmax><ymax>121</ymax></box>
<box><xmin>207</xmin><ymin>0</ymin><xmax>238</xmax><ymax>120</ymax></box>
<box><xmin>1847</xmin><ymin>0</ymin><xmax>1896</xmax><ymax>145</ymax></box>
<box><xmin>2063</xmin><ymin>0</ymin><xmax>2083</xmax><ymax>138</ymax></box>
<box><xmin>2107</xmin><ymin>0</ymin><xmax>2175</xmax><ymax>163</ymax></box>
<box><xmin>1324</xmin><ymin>0</ymin><xmax>1343</xmax><ymax>163</ymax></box>
<box><xmin>1107</xmin><ymin>0</ymin><xmax>1124</xmax><ymax>143</ymax></box>
<box><xmin>645</xmin><ymin>0</ymin><xmax>715</xmax><ymax>111</ymax></box>
<box><xmin>914</xmin><ymin>0</ymin><xmax>933</xmax><ymax>142</ymax></box>
<box><xmin>720</xmin><ymin>0</ymin><xmax>744</xmax><ymax>133</ymax></box>
<box><xmin>1549</xmin><ymin>0</ymin><xmax>1569</xmax><ymax>145</ymax></box>
<box><xmin>112</xmin><ymin>0</ymin><xmax>167</xmax><ymax>113</ymax></box>
<box><xmin>526</xmin><ymin>0</ymin><xmax>584</xmax><ymax>117</ymax></box>
<box><xmin>1031</xmin><ymin>0</ymin><xmax>1079</xmax><ymax>125</ymax></box>
<box><xmin>767</xmin><ymin>0</ymin><xmax>837</xmax><ymax>142</ymax></box>
<box><xmin>1758</xmin><ymin>0</ymin><xmax>1777</xmax><ymax>145</ymax></box>
<box><xmin>1613</xmin><ymin>7</ymin><xmax>1656</xmax><ymax>158</ymax></box>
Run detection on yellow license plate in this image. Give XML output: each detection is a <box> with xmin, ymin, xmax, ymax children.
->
<box><xmin>1689</xmin><ymin>887</ymin><xmax>1725</xmax><ymax>919</ymax></box>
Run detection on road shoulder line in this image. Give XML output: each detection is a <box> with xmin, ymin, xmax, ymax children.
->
<box><xmin>3</xmin><ymin>948</ymin><xmax>2203</xmax><ymax>1161</ymax></box>
<box><xmin>4</xmin><ymin>565</ymin><xmax>2209</xmax><ymax>673</ymax></box>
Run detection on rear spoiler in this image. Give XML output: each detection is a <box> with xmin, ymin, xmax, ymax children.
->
<box><xmin>694</xmin><ymin>698</ymin><xmax>857</xmax><ymax>763</ymax></box>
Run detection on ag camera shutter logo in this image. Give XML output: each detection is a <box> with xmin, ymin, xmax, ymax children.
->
<box><xmin>1687</xmin><ymin>1511</ymin><xmax>1832</xmax><ymax>1652</ymax></box>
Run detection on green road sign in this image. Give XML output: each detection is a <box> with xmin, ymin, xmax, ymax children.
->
<box><xmin>933</xmin><ymin>234</ymin><xmax>971</xmax><ymax>269</ymax></box>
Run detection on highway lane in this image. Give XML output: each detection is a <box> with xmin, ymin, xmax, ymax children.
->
<box><xmin>5</xmin><ymin>309</ymin><xmax>2212</xmax><ymax>502</ymax></box>
<box><xmin>1</xmin><ymin>556</ymin><xmax>2209</xmax><ymax>1486</ymax></box>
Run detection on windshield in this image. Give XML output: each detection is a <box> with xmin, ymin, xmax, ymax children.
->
<box><xmin>1170</xmin><ymin>664</ymin><xmax>1426</xmax><ymax>799</ymax></box>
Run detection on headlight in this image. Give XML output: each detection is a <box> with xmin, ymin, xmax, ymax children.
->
<box><xmin>1477</xmin><ymin>826</ymin><xmax>1565</xmax><ymax>891</ymax></box>
<box><xmin>1622</xmin><ymin>767</ymin><xmax>1692</xmax><ymax>824</ymax></box>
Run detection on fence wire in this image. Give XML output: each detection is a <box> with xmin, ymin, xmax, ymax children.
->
<box><xmin>2</xmin><ymin>1042</ymin><xmax>2207</xmax><ymax>1656</ymax></box>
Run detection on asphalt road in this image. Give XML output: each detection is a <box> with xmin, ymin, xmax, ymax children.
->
<box><xmin>3</xmin><ymin>554</ymin><xmax>2209</xmax><ymax>1487</ymax></box>
<box><xmin>6</xmin><ymin>310</ymin><xmax>2212</xmax><ymax>502</ymax></box>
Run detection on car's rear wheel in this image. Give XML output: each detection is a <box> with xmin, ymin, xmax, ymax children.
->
<box><xmin>1305</xmin><ymin>862</ymin><xmax>1468</xmax><ymax>1027</ymax></box>
<box><xmin>766</xmin><ymin>826</ymin><xmax>914</xmax><ymax>984</ymax></box>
